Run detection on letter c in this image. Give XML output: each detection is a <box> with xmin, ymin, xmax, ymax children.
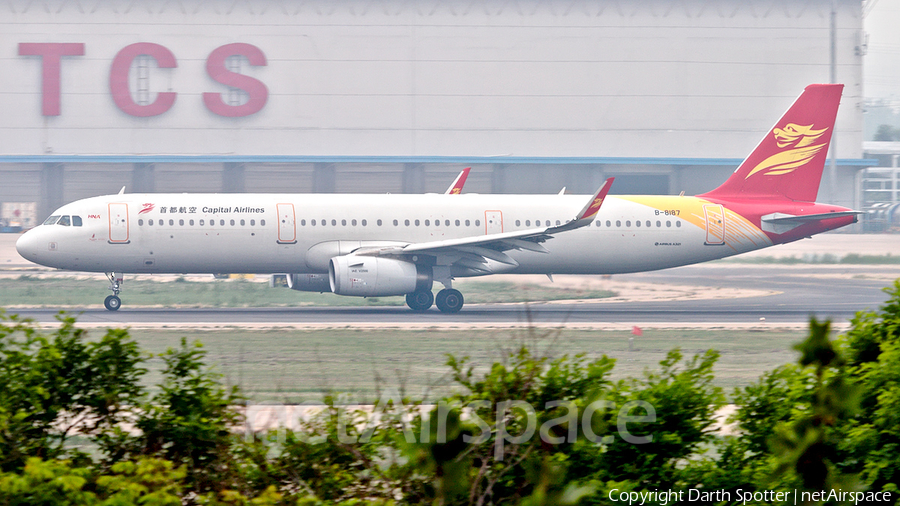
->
<box><xmin>109</xmin><ymin>42</ymin><xmax>177</xmax><ymax>117</ymax></box>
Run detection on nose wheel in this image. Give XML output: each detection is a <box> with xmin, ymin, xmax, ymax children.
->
<box><xmin>104</xmin><ymin>295</ymin><xmax>122</xmax><ymax>311</ymax></box>
<box><xmin>104</xmin><ymin>272</ymin><xmax>124</xmax><ymax>311</ymax></box>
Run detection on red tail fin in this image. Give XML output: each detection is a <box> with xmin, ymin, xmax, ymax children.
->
<box><xmin>700</xmin><ymin>84</ymin><xmax>843</xmax><ymax>202</ymax></box>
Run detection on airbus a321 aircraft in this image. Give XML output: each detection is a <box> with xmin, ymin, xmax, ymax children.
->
<box><xmin>16</xmin><ymin>84</ymin><xmax>860</xmax><ymax>313</ymax></box>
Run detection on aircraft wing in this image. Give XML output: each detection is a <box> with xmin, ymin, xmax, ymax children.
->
<box><xmin>355</xmin><ymin>178</ymin><xmax>614</xmax><ymax>268</ymax></box>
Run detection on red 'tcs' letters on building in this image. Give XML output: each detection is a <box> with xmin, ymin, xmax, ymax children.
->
<box><xmin>19</xmin><ymin>42</ymin><xmax>268</xmax><ymax>118</ymax></box>
<box><xmin>109</xmin><ymin>42</ymin><xmax>178</xmax><ymax>117</ymax></box>
<box><xmin>203</xmin><ymin>43</ymin><xmax>268</xmax><ymax>117</ymax></box>
<box><xmin>18</xmin><ymin>43</ymin><xmax>85</xmax><ymax>116</ymax></box>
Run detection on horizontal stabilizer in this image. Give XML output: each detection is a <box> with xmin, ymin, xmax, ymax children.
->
<box><xmin>761</xmin><ymin>211</ymin><xmax>862</xmax><ymax>234</ymax></box>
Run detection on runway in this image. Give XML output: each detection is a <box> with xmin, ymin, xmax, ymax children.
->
<box><xmin>11</xmin><ymin>264</ymin><xmax>898</xmax><ymax>327</ymax></box>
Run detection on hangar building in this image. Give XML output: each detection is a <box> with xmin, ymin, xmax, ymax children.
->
<box><xmin>0</xmin><ymin>0</ymin><xmax>870</xmax><ymax>224</ymax></box>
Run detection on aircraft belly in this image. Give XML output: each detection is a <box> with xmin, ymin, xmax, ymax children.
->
<box><xmin>509</xmin><ymin>226</ymin><xmax>730</xmax><ymax>275</ymax></box>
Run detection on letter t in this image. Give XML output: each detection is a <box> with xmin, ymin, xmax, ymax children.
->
<box><xmin>18</xmin><ymin>43</ymin><xmax>85</xmax><ymax>116</ymax></box>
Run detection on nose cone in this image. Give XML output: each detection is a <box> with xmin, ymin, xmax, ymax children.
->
<box><xmin>16</xmin><ymin>229</ymin><xmax>42</xmax><ymax>264</ymax></box>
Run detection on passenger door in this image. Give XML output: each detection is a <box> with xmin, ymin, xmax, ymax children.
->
<box><xmin>108</xmin><ymin>203</ymin><xmax>130</xmax><ymax>244</ymax></box>
<box><xmin>703</xmin><ymin>204</ymin><xmax>726</xmax><ymax>246</ymax></box>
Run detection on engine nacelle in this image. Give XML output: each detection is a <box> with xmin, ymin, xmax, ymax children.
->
<box><xmin>329</xmin><ymin>256</ymin><xmax>431</xmax><ymax>297</ymax></box>
<box><xmin>287</xmin><ymin>273</ymin><xmax>332</xmax><ymax>292</ymax></box>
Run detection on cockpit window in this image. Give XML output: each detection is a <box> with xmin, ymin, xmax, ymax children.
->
<box><xmin>43</xmin><ymin>215</ymin><xmax>61</xmax><ymax>226</ymax></box>
<box><xmin>58</xmin><ymin>216</ymin><xmax>71</xmax><ymax>226</ymax></box>
<box><xmin>72</xmin><ymin>216</ymin><xmax>83</xmax><ymax>227</ymax></box>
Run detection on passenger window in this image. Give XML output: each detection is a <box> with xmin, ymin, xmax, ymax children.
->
<box><xmin>342</xmin><ymin>219</ymin><xmax>347</xmax><ymax>226</ymax></box>
<box><xmin>250</xmin><ymin>220</ymin><xmax>255</xmax><ymax>226</ymax></box>
<box><xmin>525</xmin><ymin>220</ymin><xmax>530</xmax><ymax>226</ymax></box>
<box><xmin>646</xmin><ymin>220</ymin><xmax>651</xmax><ymax>227</ymax></box>
<box><xmin>361</xmin><ymin>219</ymin><xmax>367</xmax><ymax>226</ymax></box>
<box><xmin>300</xmin><ymin>219</ymin><xmax>306</xmax><ymax>226</ymax></box>
<box><xmin>556</xmin><ymin>220</ymin><xmax>561</xmax><ymax>226</ymax></box>
<box><xmin>595</xmin><ymin>220</ymin><xmax>600</xmax><ymax>227</ymax></box>
<box><xmin>170</xmin><ymin>219</ymin><xmax>175</xmax><ymax>226</ymax></box>
<box><xmin>656</xmin><ymin>220</ymin><xmax>661</xmax><ymax>227</ymax></box>
<box><xmin>58</xmin><ymin>216</ymin><xmax>71</xmax><ymax>226</ymax></box>
<box><xmin>72</xmin><ymin>216</ymin><xmax>83</xmax><ymax>227</ymax></box>
<box><xmin>676</xmin><ymin>221</ymin><xmax>681</xmax><ymax>227</ymax></box>
<box><xmin>626</xmin><ymin>220</ymin><xmax>631</xmax><ymax>227</ymax></box>
<box><xmin>405</xmin><ymin>219</ymin><xmax>410</xmax><ymax>226</ymax></box>
<box><xmin>393</xmin><ymin>219</ymin><xmax>398</xmax><ymax>226</ymax></box>
<box><xmin>445</xmin><ymin>220</ymin><xmax>450</xmax><ymax>226</ymax></box>
<box><xmin>331</xmin><ymin>219</ymin><xmax>337</xmax><ymax>226</ymax></box>
<box><xmin>43</xmin><ymin>215</ymin><xmax>60</xmax><ymax>226</ymax></box>
<box><xmin>352</xmin><ymin>219</ymin><xmax>357</xmax><ymax>226</ymax></box>
<box><xmin>616</xmin><ymin>220</ymin><xmax>621</xmax><ymax>227</ymax></box>
<box><xmin>465</xmin><ymin>220</ymin><xmax>470</xmax><ymax>226</ymax></box>
<box><xmin>199</xmin><ymin>219</ymin><xmax>204</xmax><ymax>226</ymax></box>
<box><xmin>219</xmin><ymin>220</ymin><xmax>225</xmax><ymax>226</ymax></box>
<box><xmin>425</xmin><ymin>219</ymin><xmax>430</xmax><ymax>226</ymax></box>
<box><xmin>415</xmin><ymin>219</ymin><xmax>420</xmax><ymax>226</ymax></box>
<box><xmin>261</xmin><ymin>220</ymin><xmax>266</xmax><ymax>226</ymax></box>
<box><xmin>455</xmin><ymin>220</ymin><xmax>460</xmax><ymax>226</ymax></box>
<box><xmin>475</xmin><ymin>220</ymin><xmax>480</xmax><ymax>226</ymax></box>
<box><xmin>190</xmin><ymin>220</ymin><xmax>195</xmax><ymax>226</ymax></box>
<box><xmin>516</xmin><ymin>220</ymin><xmax>521</xmax><ymax>226</ymax></box>
<box><xmin>636</xmin><ymin>221</ymin><xmax>641</xmax><ymax>227</ymax></box>
<box><xmin>377</xmin><ymin>219</ymin><xmax>382</xmax><ymax>226</ymax></box>
<box><xmin>138</xmin><ymin>219</ymin><xmax>144</xmax><ymax>226</ymax></box>
<box><xmin>179</xmin><ymin>219</ymin><xmax>185</xmax><ymax>226</ymax></box>
<box><xmin>606</xmin><ymin>220</ymin><xmax>611</xmax><ymax>227</ymax></box>
<box><xmin>666</xmin><ymin>221</ymin><xmax>671</xmax><ymax>227</ymax></box>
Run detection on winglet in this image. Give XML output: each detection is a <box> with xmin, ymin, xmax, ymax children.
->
<box><xmin>445</xmin><ymin>167</ymin><xmax>471</xmax><ymax>195</ymax></box>
<box><xmin>576</xmin><ymin>177</ymin><xmax>614</xmax><ymax>221</ymax></box>
<box><xmin>546</xmin><ymin>178</ymin><xmax>615</xmax><ymax>233</ymax></box>
<box><xmin>118</xmin><ymin>186</ymin><xmax>126</xmax><ymax>195</ymax></box>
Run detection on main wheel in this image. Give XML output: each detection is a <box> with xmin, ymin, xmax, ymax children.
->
<box><xmin>406</xmin><ymin>290</ymin><xmax>434</xmax><ymax>312</ymax></box>
<box><xmin>435</xmin><ymin>289</ymin><xmax>464</xmax><ymax>314</ymax></box>
<box><xmin>104</xmin><ymin>295</ymin><xmax>122</xmax><ymax>311</ymax></box>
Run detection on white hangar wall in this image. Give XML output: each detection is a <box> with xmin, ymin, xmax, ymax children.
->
<box><xmin>0</xmin><ymin>0</ymin><xmax>863</xmax><ymax>158</ymax></box>
<box><xmin>0</xmin><ymin>0</ymin><xmax>870</xmax><ymax>222</ymax></box>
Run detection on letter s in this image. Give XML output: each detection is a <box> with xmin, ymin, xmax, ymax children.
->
<box><xmin>203</xmin><ymin>43</ymin><xmax>268</xmax><ymax>117</ymax></box>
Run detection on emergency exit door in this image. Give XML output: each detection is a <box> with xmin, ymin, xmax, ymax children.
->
<box><xmin>277</xmin><ymin>203</ymin><xmax>297</xmax><ymax>244</ymax></box>
<box><xmin>484</xmin><ymin>211</ymin><xmax>503</xmax><ymax>234</ymax></box>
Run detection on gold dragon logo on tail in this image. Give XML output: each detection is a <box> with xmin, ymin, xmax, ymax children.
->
<box><xmin>745</xmin><ymin>123</ymin><xmax>829</xmax><ymax>179</ymax></box>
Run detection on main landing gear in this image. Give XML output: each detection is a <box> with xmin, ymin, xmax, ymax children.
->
<box><xmin>405</xmin><ymin>288</ymin><xmax>464</xmax><ymax>314</ymax></box>
<box><xmin>104</xmin><ymin>272</ymin><xmax>123</xmax><ymax>311</ymax></box>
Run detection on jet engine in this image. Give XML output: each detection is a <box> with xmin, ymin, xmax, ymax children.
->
<box><xmin>286</xmin><ymin>273</ymin><xmax>332</xmax><ymax>292</ymax></box>
<box><xmin>329</xmin><ymin>256</ymin><xmax>431</xmax><ymax>297</ymax></box>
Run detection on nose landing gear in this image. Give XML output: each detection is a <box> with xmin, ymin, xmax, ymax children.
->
<box><xmin>104</xmin><ymin>272</ymin><xmax>124</xmax><ymax>311</ymax></box>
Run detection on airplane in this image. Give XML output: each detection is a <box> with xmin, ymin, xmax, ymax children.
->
<box><xmin>16</xmin><ymin>84</ymin><xmax>860</xmax><ymax>313</ymax></box>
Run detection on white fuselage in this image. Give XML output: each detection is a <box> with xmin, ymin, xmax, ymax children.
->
<box><xmin>16</xmin><ymin>192</ymin><xmax>771</xmax><ymax>276</ymax></box>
